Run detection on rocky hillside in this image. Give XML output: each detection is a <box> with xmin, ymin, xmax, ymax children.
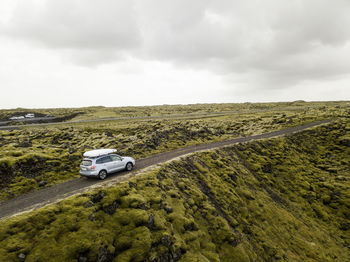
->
<box><xmin>3</xmin><ymin>103</ymin><xmax>343</xmax><ymax>201</ymax></box>
<box><xmin>0</xmin><ymin>120</ymin><xmax>349</xmax><ymax>261</ymax></box>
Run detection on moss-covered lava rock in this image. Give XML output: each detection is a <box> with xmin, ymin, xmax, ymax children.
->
<box><xmin>0</xmin><ymin>120</ymin><xmax>348</xmax><ymax>261</ymax></box>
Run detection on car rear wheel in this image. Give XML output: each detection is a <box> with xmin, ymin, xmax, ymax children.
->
<box><xmin>98</xmin><ymin>170</ymin><xmax>107</xmax><ymax>180</ymax></box>
<box><xmin>126</xmin><ymin>162</ymin><xmax>133</xmax><ymax>171</ymax></box>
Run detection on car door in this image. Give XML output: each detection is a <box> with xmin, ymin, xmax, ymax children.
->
<box><xmin>101</xmin><ymin>156</ymin><xmax>114</xmax><ymax>173</ymax></box>
<box><xmin>110</xmin><ymin>155</ymin><xmax>124</xmax><ymax>171</ymax></box>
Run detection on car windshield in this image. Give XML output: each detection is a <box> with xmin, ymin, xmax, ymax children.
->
<box><xmin>82</xmin><ymin>160</ymin><xmax>92</xmax><ymax>166</ymax></box>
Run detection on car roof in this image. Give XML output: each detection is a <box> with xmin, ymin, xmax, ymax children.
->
<box><xmin>83</xmin><ymin>149</ymin><xmax>117</xmax><ymax>158</ymax></box>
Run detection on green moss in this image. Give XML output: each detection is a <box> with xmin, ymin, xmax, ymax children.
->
<box><xmin>115</xmin><ymin>227</ymin><xmax>151</xmax><ymax>261</ymax></box>
<box><xmin>0</xmin><ymin>157</ymin><xmax>16</xmax><ymax>168</ymax></box>
<box><xmin>8</xmin><ymin>176</ymin><xmax>38</xmax><ymax>196</ymax></box>
<box><xmin>0</xmin><ymin>104</ymin><xmax>349</xmax><ymax>261</ymax></box>
<box><xmin>1</xmin><ymin>101</ymin><xmax>348</xmax><ymax>200</ymax></box>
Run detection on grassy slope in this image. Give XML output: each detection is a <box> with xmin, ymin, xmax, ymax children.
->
<box><xmin>0</xmin><ymin>102</ymin><xmax>348</xmax><ymax>200</ymax></box>
<box><xmin>0</xmin><ymin>120</ymin><xmax>348</xmax><ymax>261</ymax></box>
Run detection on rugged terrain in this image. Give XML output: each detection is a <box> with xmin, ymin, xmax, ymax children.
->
<box><xmin>0</xmin><ymin>101</ymin><xmax>334</xmax><ymax>122</ymax></box>
<box><xmin>0</xmin><ymin>119</ymin><xmax>348</xmax><ymax>261</ymax></box>
<box><xmin>0</xmin><ymin>102</ymin><xmax>347</xmax><ymax>200</ymax></box>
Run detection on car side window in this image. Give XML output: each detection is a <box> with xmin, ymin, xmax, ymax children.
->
<box><xmin>103</xmin><ymin>156</ymin><xmax>112</xmax><ymax>163</ymax></box>
<box><xmin>96</xmin><ymin>156</ymin><xmax>112</xmax><ymax>164</ymax></box>
<box><xmin>111</xmin><ymin>155</ymin><xmax>122</xmax><ymax>161</ymax></box>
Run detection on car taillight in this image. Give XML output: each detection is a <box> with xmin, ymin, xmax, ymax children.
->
<box><xmin>91</xmin><ymin>166</ymin><xmax>96</xmax><ymax>170</ymax></box>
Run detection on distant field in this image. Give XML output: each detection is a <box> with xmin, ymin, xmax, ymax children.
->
<box><xmin>0</xmin><ymin>101</ymin><xmax>348</xmax><ymax>200</ymax></box>
<box><xmin>0</xmin><ymin>101</ymin><xmax>348</xmax><ymax>122</ymax></box>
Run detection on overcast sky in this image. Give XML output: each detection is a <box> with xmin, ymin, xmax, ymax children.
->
<box><xmin>0</xmin><ymin>0</ymin><xmax>349</xmax><ymax>109</ymax></box>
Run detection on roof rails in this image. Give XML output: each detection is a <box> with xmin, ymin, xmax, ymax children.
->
<box><xmin>83</xmin><ymin>149</ymin><xmax>117</xmax><ymax>158</ymax></box>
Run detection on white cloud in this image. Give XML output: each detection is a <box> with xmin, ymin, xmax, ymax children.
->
<box><xmin>0</xmin><ymin>0</ymin><xmax>349</xmax><ymax>108</ymax></box>
<box><xmin>2</xmin><ymin>0</ymin><xmax>141</xmax><ymax>64</ymax></box>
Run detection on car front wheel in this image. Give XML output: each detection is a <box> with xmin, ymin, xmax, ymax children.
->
<box><xmin>126</xmin><ymin>162</ymin><xmax>133</xmax><ymax>171</ymax></box>
<box><xmin>98</xmin><ymin>170</ymin><xmax>107</xmax><ymax>180</ymax></box>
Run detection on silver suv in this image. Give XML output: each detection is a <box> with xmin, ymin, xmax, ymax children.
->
<box><xmin>80</xmin><ymin>149</ymin><xmax>135</xmax><ymax>180</ymax></box>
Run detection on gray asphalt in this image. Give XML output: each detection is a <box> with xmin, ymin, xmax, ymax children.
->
<box><xmin>0</xmin><ymin>119</ymin><xmax>333</xmax><ymax>220</ymax></box>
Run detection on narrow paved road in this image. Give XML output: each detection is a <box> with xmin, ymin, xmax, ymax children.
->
<box><xmin>0</xmin><ymin>119</ymin><xmax>333</xmax><ymax>219</ymax></box>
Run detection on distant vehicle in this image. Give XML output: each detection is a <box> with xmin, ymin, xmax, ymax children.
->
<box><xmin>25</xmin><ymin>113</ymin><xmax>35</xmax><ymax>118</ymax></box>
<box><xmin>80</xmin><ymin>149</ymin><xmax>135</xmax><ymax>180</ymax></box>
<box><xmin>9</xmin><ymin>116</ymin><xmax>25</xmax><ymax>120</ymax></box>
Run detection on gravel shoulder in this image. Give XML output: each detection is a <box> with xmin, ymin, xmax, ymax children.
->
<box><xmin>0</xmin><ymin>119</ymin><xmax>333</xmax><ymax>220</ymax></box>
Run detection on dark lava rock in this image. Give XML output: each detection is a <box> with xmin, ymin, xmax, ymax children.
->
<box><xmin>228</xmin><ymin>236</ymin><xmax>240</xmax><ymax>247</ymax></box>
<box><xmin>83</xmin><ymin>201</ymin><xmax>94</xmax><ymax>208</ymax></box>
<box><xmin>172</xmin><ymin>248</ymin><xmax>185</xmax><ymax>261</ymax></box>
<box><xmin>149</xmin><ymin>134</ymin><xmax>162</xmax><ymax>149</ymax></box>
<box><xmin>165</xmin><ymin>207</ymin><xmax>173</xmax><ymax>214</ymax></box>
<box><xmin>17</xmin><ymin>140</ymin><xmax>32</xmax><ymax>148</ymax></box>
<box><xmin>158</xmin><ymin>248</ymin><xmax>185</xmax><ymax>262</ymax></box>
<box><xmin>97</xmin><ymin>247</ymin><xmax>113</xmax><ymax>262</ymax></box>
<box><xmin>102</xmin><ymin>201</ymin><xmax>118</xmax><ymax>215</ymax></box>
<box><xmin>159</xmin><ymin>253</ymin><xmax>173</xmax><ymax>262</ymax></box>
<box><xmin>160</xmin><ymin>235</ymin><xmax>172</xmax><ymax>247</ymax></box>
<box><xmin>228</xmin><ymin>172</ymin><xmax>238</xmax><ymax>183</ymax></box>
<box><xmin>137</xmin><ymin>203</ymin><xmax>149</xmax><ymax>210</ymax></box>
<box><xmin>147</xmin><ymin>214</ymin><xmax>155</xmax><ymax>229</ymax></box>
<box><xmin>339</xmin><ymin>221</ymin><xmax>350</xmax><ymax>231</ymax></box>
<box><xmin>90</xmin><ymin>191</ymin><xmax>106</xmax><ymax>203</ymax></box>
<box><xmin>262</xmin><ymin>163</ymin><xmax>272</xmax><ymax>173</ymax></box>
<box><xmin>88</xmin><ymin>214</ymin><xmax>96</xmax><ymax>222</ymax></box>
<box><xmin>340</xmin><ymin>137</ymin><xmax>350</xmax><ymax>147</ymax></box>
<box><xmin>184</xmin><ymin>222</ymin><xmax>197</xmax><ymax>231</ymax></box>
<box><xmin>160</xmin><ymin>203</ymin><xmax>173</xmax><ymax>214</ymax></box>
<box><xmin>211</xmin><ymin>153</ymin><xmax>219</xmax><ymax>160</ymax></box>
<box><xmin>128</xmin><ymin>181</ymin><xmax>137</xmax><ymax>188</ymax></box>
<box><xmin>105</xmin><ymin>130</ymin><xmax>113</xmax><ymax>137</ymax></box>
<box><xmin>51</xmin><ymin>135</ymin><xmax>61</xmax><ymax>144</ymax></box>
